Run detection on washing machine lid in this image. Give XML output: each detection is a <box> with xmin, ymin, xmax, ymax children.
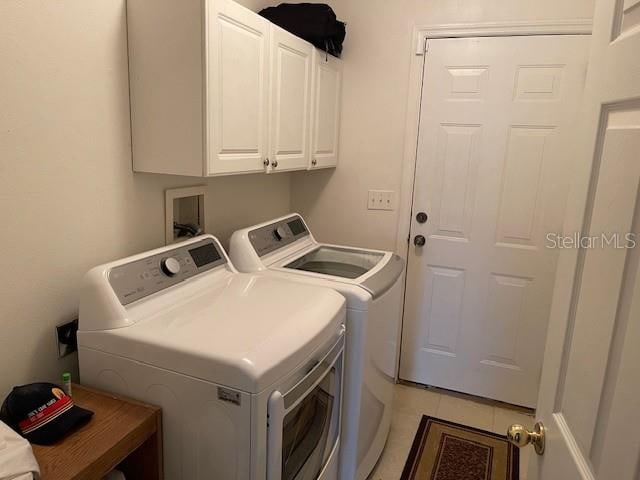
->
<box><xmin>283</xmin><ymin>246</ymin><xmax>385</xmax><ymax>279</ymax></box>
<box><xmin>278</xmin><ymin>246</ymin><xmax>404</xmax><ymax>300</ymax></box>
<box><xmin>80</xmin><ymin>273</ymin><xmax>345</xmax><ymax>394</ymax></box>
<box><xmin>229</xmin><ymin>214</ymin><xmax>405</xmax><ymax>300</ymax></box>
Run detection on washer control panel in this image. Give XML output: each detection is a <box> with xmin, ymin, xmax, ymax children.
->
<box><xmin>249</xmin><ymin>215</ymin><xmax>309</xmax><ymax>257</ymax></box>
<box><xmin>108</xmin><ymin>237</ymin><xmax>226</xmax><ymax>305</ymax></box>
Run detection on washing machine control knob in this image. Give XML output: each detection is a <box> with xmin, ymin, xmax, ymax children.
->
<box><xmin>160</xmin><ymin>257</ymin><xmax>181</xmax><ymax>277</ymax></box>
<box><xmin>274</xmin><ymin>226</ymin><xmax>288</xmax><ymax>241</ymax></box>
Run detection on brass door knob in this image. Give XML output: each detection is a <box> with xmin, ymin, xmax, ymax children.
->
<box><xmin>507</xmin><ymin>422</ymin><xmax>545</xmax><ymax>455</ymax></box>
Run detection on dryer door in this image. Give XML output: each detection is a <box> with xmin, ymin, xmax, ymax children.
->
<box><xmin>267</xmin><ymin>331</ymin><xmax>344</xmax><ymax>480</ymax></box>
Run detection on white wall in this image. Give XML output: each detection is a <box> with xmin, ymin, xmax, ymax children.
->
<box><xmin>0</xmin><ymin>0</ymin><xmax>596</xmax><ymax>398</ymax></box>
<box><xmin>290</xmin><ymin>0</ymin><xmax>595</xmax><ymax>251</ymax></box>
<box><xmin>0</xmin><ymin>0</ymin><xmax>284</xmax><ymax>396</ymax></box>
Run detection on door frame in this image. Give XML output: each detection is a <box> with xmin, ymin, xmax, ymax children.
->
<box><xmin>393</xmin><ymin>20</ymin><xmax>593</xmax><ymax>379</ymax></box>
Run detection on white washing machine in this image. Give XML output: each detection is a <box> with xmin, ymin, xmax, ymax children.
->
<box><xmin>230</xmin><ymin>214</ymin><xmax>405</xmax><ymax>480</ymax></box>
<box><xmin>78</xmin><ymin>235</ymin><xmax>347</xmax><ymax>480</ymax></box>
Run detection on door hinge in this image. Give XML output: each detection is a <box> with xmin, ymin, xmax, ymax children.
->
<box><xmin>423</xmin><ymin>38</ymin><xmax>430</xmax><ymax>54</ymax></box>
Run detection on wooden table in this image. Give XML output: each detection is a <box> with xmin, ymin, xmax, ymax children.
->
<box><xmin>31</xmin><ymin>384</ymin><xmax>162</xmax><ymax>480</ymax></box>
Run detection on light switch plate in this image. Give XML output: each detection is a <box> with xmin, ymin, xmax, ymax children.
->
<box><xmin>368</xmin><ymin>190</ymin><xmax>395</xmax><ymax>210</ymax></box>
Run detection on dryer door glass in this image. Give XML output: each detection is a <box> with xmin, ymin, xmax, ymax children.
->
<box><xmin>284</xmin><ymin>246</ymin><xmax>384</xmax><ymax>279</ymax></box>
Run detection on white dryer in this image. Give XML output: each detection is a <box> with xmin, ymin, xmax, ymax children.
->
<box><xmin>78</xmin><ymin>235</ymin><xmax>346</xmax><ymax>480</ymax></box>
<box><xmin>230</xmin><ymin>214</ymin><xmax>405</xmax><ymax>480</ymax></box>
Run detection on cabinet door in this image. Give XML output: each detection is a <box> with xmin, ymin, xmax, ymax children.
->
<box><xmin>310</xmin><ymin>50</ymin><xmax>342</xmax><ymax>169</ymax></box>
<box><xmin>207</xmin><ymin>0</ymin><xmax>269</xmax><ymax>175</ymax></box>
<box><xmin>268</xmin><ymin>25</ymin><xmax>313</xmax><ymax>173</ymax></box>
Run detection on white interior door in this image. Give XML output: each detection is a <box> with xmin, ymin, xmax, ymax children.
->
<box><xmin>525</xmin><ymin>0</ymin><xmax>640</xmax><ymax>478</ymax></box>
<box><xmin>400</xmin><ymin>35</ymin><xmax>590</xmax><ymax>407</ymax></box>
<box><xmin>207</xmin><ymin>0</ymin><xmax>269</xmax><ymax>175</ymax></box>
<box><xmin>268</xmin><ymin>25</ymin><xmax>313</xmax><ymax>173</ymax></box>
<box><xmin>310</xmin><ymin>49</ymin><xmax>342</xmax><ymax>169</ymax></box>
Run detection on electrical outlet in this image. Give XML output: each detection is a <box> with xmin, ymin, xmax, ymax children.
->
<box><xmin>56</xmin><ymin>318</ymin><xmax>78</xmax><ymax>358</ymax></box>
<box><xmin>367</xmin><ymin>190</ymin><xmax>395</xmax><ymax>211</ymax></box>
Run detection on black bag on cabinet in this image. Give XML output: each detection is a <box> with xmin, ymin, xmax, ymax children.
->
<box><xmin>259</xmin><ymin>3</ymin><xmax>346</xmax><ymax>58</ymax></box>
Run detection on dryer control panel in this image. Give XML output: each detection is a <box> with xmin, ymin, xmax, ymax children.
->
<box><xmin>249</xmin><ymin>215</ymin><xmax>310</xmax><ymax>257</ymax></box>
<box><xmin>108</xmin><ymin>237</ymin><xmax>226</xmax><ymax>305</ymax></box>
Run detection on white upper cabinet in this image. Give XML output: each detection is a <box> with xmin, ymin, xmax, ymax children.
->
<box><xmin>127</xmin><ymin>0</ymin><xmax>340</xmax><ymax>177</ymax></box>
<box><xmin>309</xmin><ymin>49</ymin><xmax>342</xmax><ymax>169</ymax></box>
<box><xmin>207</xmin><ymin>0</ymin><xmax>270</xmax><ymax>175</ymax></box>
<box><xmin>267</xmin><ymin>25</ymin><xmax>313</xmax><ymax>173</ymax></box>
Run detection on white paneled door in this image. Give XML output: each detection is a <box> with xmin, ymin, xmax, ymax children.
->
<box><xmin>529</xmin><ymin>0</ymin><xmax>640</xmax><ymax>477</ymax></box>
<box><xmin>310</xmin><ymin>49</ymin><xmax>342</xmax><ymax>169</ymax></box>
<box><xmin>207</xmin><ymin>0</ymin><xmax>270</xmax><ymax>175</ymax></box>
<box><xmin>400</xmin><ymin>35</ymin><xmax>589</xmax><ymax>407</ymax></box>
<box><xmin>268</xmin><ymin>25</ymin><xmax>313</xmax><ymax>173</ymax></box>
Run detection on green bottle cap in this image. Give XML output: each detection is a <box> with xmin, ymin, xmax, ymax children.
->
<box><xmin>62</xmin><ymin>372</ymin><xmax>71</xmax><ymax>382</ymax></box>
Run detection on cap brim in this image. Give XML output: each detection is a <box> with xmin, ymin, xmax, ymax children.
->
<box><xmin>26</xmin><ymin>405</ymin><xmax>94</xmax><ymax>445</ymax></box>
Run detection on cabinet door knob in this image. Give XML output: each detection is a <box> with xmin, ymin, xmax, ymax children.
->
<box><xmin>311</xmin><ymin>158</ymin><xmax>317</xmax><ymax>166</ymax></box>
<box><xmin>271</xmin><ymin>160</ymin><xmax>278</xmax><ymax>168</ymax></box>
<box><xmin>263</xmin><ymin>157</ymin><xmax>269</xmax><ymax>167</ymax></box>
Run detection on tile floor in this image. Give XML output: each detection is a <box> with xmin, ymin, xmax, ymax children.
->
<box><xmin>368</xmin><ymin>384</ymin><xmax>535</xmax><ymax>480</ymax></box>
